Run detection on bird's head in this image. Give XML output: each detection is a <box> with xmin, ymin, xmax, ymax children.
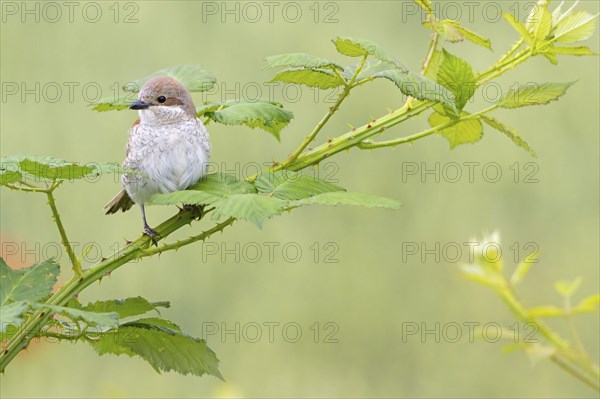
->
<box><xmin>130</xmin><ymin>76</ymin><xmax>197</xmax><ymax>125</ymax></box>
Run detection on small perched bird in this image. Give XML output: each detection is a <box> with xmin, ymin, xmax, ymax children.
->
<box><xmin>105</xmin><ymin>76</ymin><xmax>210</xmax><ymax>243</ymax></box>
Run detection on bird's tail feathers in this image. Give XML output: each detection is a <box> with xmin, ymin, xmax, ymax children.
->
<box><xmin>105</xmin><ymin>189</ymin><xmax>135</xmax><ymax>214</ymax></box>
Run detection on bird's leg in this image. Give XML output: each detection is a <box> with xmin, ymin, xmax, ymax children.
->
<box><xmin>180</xmin><ymin>204</ymin><xmax>205</xmax><ymax>220</ymax></box>
<box><xmin>141</xmin><ymin>204</ymin><xmax>159</xmax><ymax>246</ymax></box>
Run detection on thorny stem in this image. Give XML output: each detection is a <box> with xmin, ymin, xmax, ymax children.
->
<box><xmin>490</xmin><ymin>273</ymin><xmax>600</xmax><ymax>391</ymax></box>
<box><xmin>405</xmin><ymin>31</ymin><xmax>440</xmax><ymax>109</ymax></box>
<box><xmin>358</xmin><ymin>106</ymin><xmax>499</xmax><ymax>149</ymax></box>
<box><xmin>3</xmin><ymin>183</ymin><xmax>46</xmax><ymax>193</ymax></box>
<box><xmin>4</xmin><ymin>180</ymin><xmax>83</xmax><ymax>277</ymax></box>
<box><xmin>0</xmin><ymin>209</ymin><xmax>233</xmax><ymax>372</ymax></box>
<box><xmin>45</xmin><ymin>181</ymin><xmax>83</xmax><ymax>278</ymax></box>
<box><xmin>140</xmin><ymin>217</ymin><xmax>235</xmax><ymax>257</ymax></box>
<box><xmin>280</xmin><ymin>55</ymin><xmax>368</xmax><ymax>168</ymax></box>
<box><xmin>358</xmin><ymin>45</ymin><xmax>534</xmax><ymax>149</ymax></box>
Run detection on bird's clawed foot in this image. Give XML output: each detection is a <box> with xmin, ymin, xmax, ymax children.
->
<box><xmin>143</xmin><ymin>225</ymin><xmax>160</xmax><ymax>246</ymax></box>
<box><xmin>180</xmin><ymin>204</ymin><xmax>205</xmax><ymax>220</ymax></box>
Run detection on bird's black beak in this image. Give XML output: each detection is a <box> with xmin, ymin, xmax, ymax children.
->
<box><xmin>130</xmin><ymin>99</ymin><xmax>150</xmax><ymax>110</ymax></box>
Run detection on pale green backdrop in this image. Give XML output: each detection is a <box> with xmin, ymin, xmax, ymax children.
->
<box><xmin>1</xmin><ymin>1</ymin><xmax>598</xmax><ymax>398</ymax></box>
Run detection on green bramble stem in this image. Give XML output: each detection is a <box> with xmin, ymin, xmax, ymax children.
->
<box><xmin>358</xmin><ymin>106</ymin><xmax>499</xmax><ymax>150</ymax></box>
<box><xmin>280</xmin><ymin>42</ymin><xmax>534</xmax><ymax>162</ymax></box>
<box><xmin>45</xmin><ymin>182</ymin><xmax>83</xmax><ymax>278</ymax></box>
<box><xmin>494</xmin><ymin>280</ymin><xmax>600</xmax><ymax>392</ymax></box>
<box><xmin>0</xmin><ymin>210</ymin><xmax>233</xmax><ymax>372</ymax></box>
<box><xmin>281</xmin><ymin>55</ymin><xmax>369</xmax><ymax>168</ymax></box>
<box><xmin>4</xmin><ymin>180</ymin><xmax>83</xmax><ymax>277</ymax></box>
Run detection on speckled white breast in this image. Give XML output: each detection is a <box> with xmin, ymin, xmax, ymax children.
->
<box><xmin>122</xmin><ymin>117</ymin><xmax>210</xmax><ymax>205</ymax></box>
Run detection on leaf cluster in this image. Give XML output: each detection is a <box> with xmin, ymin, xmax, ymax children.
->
<box><xmin>460</xmin><ymin>233</ymin><xmax>600</xmax><ymax>389</ymax></box>
<box><xmin>0</xmin><ymin>258</ymin><xmax>222</xmax><ymax>378</ymax></box>
<box><xmin>149</xmin><ymin>170</ymin><xmax>400</xmax><ymax>228</ymax></box>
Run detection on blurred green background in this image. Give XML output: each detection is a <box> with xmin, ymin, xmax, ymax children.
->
<box><xmin>1</xmin><ymin>1</ymin><xmax>598</xmax><ymax>397</ymax></box>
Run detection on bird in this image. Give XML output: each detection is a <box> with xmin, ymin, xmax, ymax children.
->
<box><xmin>104</xmin><ymin>76</ymin><xmax>211</xmax><ymax>244</ymax></box>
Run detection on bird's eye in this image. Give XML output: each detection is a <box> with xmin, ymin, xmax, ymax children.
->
<box><xmin>157</xmin><ymin>96</ymin><xmax>166</xmax><ymax>103</ymax></box>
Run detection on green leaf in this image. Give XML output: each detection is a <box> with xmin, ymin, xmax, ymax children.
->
<box><xmin>543</xmin><ymin>46</ymin><xmax>597</xmax><ymax>56</ymax></box>
<box><xmin>554</xmin><ymin>277</ymin><xmax>582</xmax><ymax>298</ymax></box>
<box><xmin>91</xmin><ymin>317</ymin><xmax>222</xmax><ymax>378</ymax></box>
<box><xmin>553</xmin><ymin>11</ymin><xmax>598</xmax><ymax>43</ymax></box>
<box><xmin>255</xmin><ymin>170</ymin><xmax>344</xmax><ymax>200</ymax></box>
<box><xmin>264</xmin><ymin>53</ymin><xmax>343</xmax><ymax>71</ymax></box>
<box><xmin>332</xmin><ymin>37</ymin><xmax>401</xmax><ymax>67</ymax></box>
<box><xmin>94</xmin><ymin>163</ymin><xmax>143</xmax><ymax>176</ymax></box>
<box><xmin>0</xmin><ymin>301</ymin><xmax>30</xmax><ymax>332</ymax></box>
<box><xmin>196</xmin><ymin>102</ymin><xmax>223</xmax><ymax>118</ymax></box>
<box><xmin>497</xmin><ymin>82</ymin><xmax>575</xmax><ymax>108</ymax></box>
<box><xmin>503</xmin><ymin>13</ymin><xmax>534</xmax><ymax>45</ymax></box>
<box><xmin>443</xmin><ymin>20</ymin><xmax>492</xmax><ymax>49</ymax></box>
<box><xmin>424</xmin><ymin>50</ymin><xmax>443</xmax><ymax>80</ymax></box>
<box><xmin>150</xmin><ymin>173</ymin><xmax>256</xmax><ymax>206</ymax></box>
<box><xmin>1</xmin><ymin>157</ymin><xmax>133</xmax><ymax>182</ymax></box>
<box><xmin>89</xmin><ymin>93</ymin><xmax>137</xmax><ymax>112</ymax></box>
<box><xmin>573</xmin><ymin>294</ymin><xmax>600</xmax><ymax>314</ymax></box>
<box><xmin>480</xmin><ymin>114</ymin><xmax>536</xmax><ymax>157</ymax></box>
<box><xmin>423</xmin><ymin>18</ymin><xmax>491</xmax><ymax>49</ymax></box>
<box><xmin>436</xmin><ymin>50</ymin><xmax>476</xmax><ymax>115</ymax></box>
<box><xmin>1</xmin><ymin>156</ymin><xmax>105</xmax><ymax>181</ymax></box>
<box><xmin>82</xmin><ymin>297</ymin><xmax>170</xmax><ymax>319</ymax></box>
<box><xmin>124</xmin><ymin>65</ymin><xmax>216</xmax><ymax>93</ymax></box>
<box><xmin>542</xmin><ymin>53</ymin><xmax>559</xmax><ymax>65</ymax></box>
<box><xmin>130</xmin><ymin>317</ymin><xmax>182</xmax><ymax>331</ymax></box>
<box><xmin>209</xmin><ymin>101</ymin><xmax>294</xmax><ymax>140</ymax></box>
<box><xmin>19</xmin><ymin>159</ymin><xmax>96</xmax><ymax>180</ymax></box>
<box><xmin>39</xmin><ymin>304</ymin><xmax>119</xmax><ymax>327</ymax></box>
<box><xmin>509</xmin><ymin>249</ymin><xmax>539</xmax><ymax>285</ymax></box>
<box><xmin>343</xmin><ymin>60</ymin><xmax>407</xmax><ymax>83</ymax></box>
<box><xmin>211</xmin><ymin>194</ymin><xmax>286</xmax><ymax>228</ymax></box>
<box><xmin>0</xmin><ymin>171</ymin><xmax>22</xmax><ymax>185</ymax></box>
<box><xmin>460</xmin><ymin>264</ymin><xmax>502</xmax><ymax>288</ymax></box>
<box><xmin>291</xmin><ymin>192</ymin><xmax>401</xmax><ymax>209</ymax></box>
<box><xmin>429</xmin><ymin>112</ymin><xmax>483</xmax><ymax>148</ymax></box>
<box><xmin>347</xmin><ymin>60</ymin><xmax>393</xmax><ymax>80</ymax></box>
<box><xmin>191</xmin><ymin>173</ymin><xmax>256</xmax><ymax>198</ymax></box>
<box><xmin>369</xmin><ymin>68</ymin><xmax>456</xmax><ymax>109</ymax></box>
<box><xmin>552</xmin><ymin>1</ymin><xmax>580</xmax><ymax>26</ymax></box>
<box><xmin>424</xmin><ymin>17</ymin><xmax>464</xmax><ymax>43</ymax></box>
<box><xmin>269</xmin><ymin>68</ymin><xmax>345</xmax><ymax>89</ymax></box>
<box><xmin>525</xmin><ymin>0</ymin><xmax>552</xmax><ymax>42</ymax></box>
<box><xmin>529</xmin><ymin>305</ymin><xmax>566</xmax><ymax>318</ymax></box>
<box><xmin>0</xmin><ymin>258</ymin><xmax>60</xmax><ymax>305</ymax></box>
<box><xmin>552</xmin><ymin>1</ymin><xmax>568</xmax><ymax>25</ymax></box>
<box><xmin>414</xmin><ymin>0</ymin><xmax>432</xmax><ymax>12</ymax></box>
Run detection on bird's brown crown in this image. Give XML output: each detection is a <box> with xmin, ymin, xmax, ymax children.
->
<box><xmin>137</xmin><ymin>76</ymin><xmax>196</xmax><ymax>117</ymax></box>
